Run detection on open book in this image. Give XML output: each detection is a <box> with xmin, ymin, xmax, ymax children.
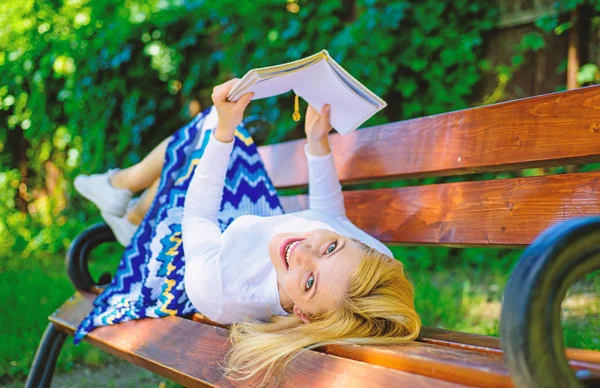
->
<box><xmin>226</xmin><ymin>49</ymin><xmax>387</xmax><ymax>135</ymax></box>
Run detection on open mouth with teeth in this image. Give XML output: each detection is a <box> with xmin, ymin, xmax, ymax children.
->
<box><xmin>279</xmin><ymin>238</ymin><xmax>305</xmax><ymax>271</ymax></box>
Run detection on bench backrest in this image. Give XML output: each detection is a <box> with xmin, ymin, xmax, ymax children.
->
<box><xmin>258</xmin><ymin>85</ymin><xmax>600</xmax><ymax>248</ymax></box>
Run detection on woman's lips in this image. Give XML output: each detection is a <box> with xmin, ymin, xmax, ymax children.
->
<box><xmin>279</xmin><ymin>237</ymin><xmax>305</xmax><ymax>271</ymax></box>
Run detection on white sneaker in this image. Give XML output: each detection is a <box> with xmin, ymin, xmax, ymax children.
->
<box><xmin>74</xmin><ymin>169</ymin><xmax>132</xmax><ymax>216</ymax></box>
<box><xmin>101</xmin><ymin>211</ymin><xmax>138</xmax><ymax>247</ymax></box>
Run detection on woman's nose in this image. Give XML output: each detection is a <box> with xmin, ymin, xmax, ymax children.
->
<box><xmin>294</xmin><ymin>242</ymin><xmax>317</xmax><ymax>267</ymax></box>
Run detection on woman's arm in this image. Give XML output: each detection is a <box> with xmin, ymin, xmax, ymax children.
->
<box><xmin>182</xmin><ymin>131</ymin><xmax>235</xmax><ymax>256</ymax></box>
<box><xmin>182</xmin><ymin>79</ymin><xmax>254</xmax><ymax>312</ymax></box>
<box><xmin>304</xmin><ymin>104</ymin><xmax>348</xmax><ymax>220</ymax></box>
<box><xmin>182</xmin><ymin>78</ymin><xmax>254</xmax><ymax>250</ymax></box>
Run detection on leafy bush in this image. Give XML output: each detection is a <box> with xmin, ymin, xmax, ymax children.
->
<box><xmin>0</xmin><ymin>0</ymin><xmax>497</xmax><ymax>254</ymax></box>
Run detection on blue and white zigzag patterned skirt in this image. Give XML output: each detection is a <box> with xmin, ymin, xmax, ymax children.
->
<box><xmin>73</xmin><ymin>106</ymin><xmax>284</xmax><ymax>344</ymax></box>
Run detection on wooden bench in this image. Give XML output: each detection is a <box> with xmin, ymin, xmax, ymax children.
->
<box><xmin>26</xmin><ymin>86</ymin><xmax>600</xmax><ymax>387</ymax></box>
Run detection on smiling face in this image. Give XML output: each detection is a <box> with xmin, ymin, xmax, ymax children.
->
<box><xmin>267</xmin><ymin>228</ymin><xmax>364</xmax><ymax>322</ymax></box>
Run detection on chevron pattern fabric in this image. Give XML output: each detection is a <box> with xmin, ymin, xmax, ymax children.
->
<box><xmin>73</xmin><ymin>106</ymin><xmax>284</xmax><ymax>344</ymax></box>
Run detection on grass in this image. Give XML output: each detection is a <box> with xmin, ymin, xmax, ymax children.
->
<box><xmin>0</xmin><ymin>242</ymin><xmax>125</xmax><ymax>384</ymax></box>
<box><xmin>398</xmin><ymin>246</ymin><xmax>599</xmax><ymax>348</ymax></box>
<box><xmin>0</xmin><ymin>244</ymin><xmax>598</xmax><ymax>385</ymax></box>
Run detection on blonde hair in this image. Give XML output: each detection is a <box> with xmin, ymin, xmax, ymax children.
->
<box><xmin>223</xmin><ymin>239</ymin><xmax>421</xmax><ymax>386</ymax></box>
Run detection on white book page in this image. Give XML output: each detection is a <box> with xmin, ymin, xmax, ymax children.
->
<box><xmin>293</xmin><ymin>60</ymin><xmax>377</xmax><ymax>135</ymax></box>
<box><xmin>228</xmin><ymin>66</ymin><xmax>310</xmax><ymax>101</ymax></box>
<box><xmin>327</xmin><ymin>56</ymin><xmax>387</xmax><ymax>107</ymax></box>
<box><xmin>328</xmin><ymin>63</ymin><xmax>379</xmax><ymax>107</ymax></box>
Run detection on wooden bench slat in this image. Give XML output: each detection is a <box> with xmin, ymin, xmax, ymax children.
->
<box><xmin>191</xmin><ymin>313</ymin><xmax>600</xmax><ymax>374</ymax></box>
<box><xmin>51</xmin><ymin>293</ymin><xmax>469</xmax><ymax>388</ymax></box>
<box><xmin>279</xmin><ymin>171</ymin><xmax>600</xmax><ymax>247</ymax></box>
<box><xmin>259</xmin><ymin>85</ymin><xmax>600</xmax><ymax>188</ymax></box>
<box><xmin>318</xmin><ymin>341</ymin><xmax>512</xmax><ymax>388</ymax></box>
<box><xmin>188</xmin><ymin>315</ymin><xmax>512</xmax><ymax>388</ymax></box>
<box><xmin>418</xmin><ymin>328</ymin><xmax>600</xmax><ymax>373</ymax></box>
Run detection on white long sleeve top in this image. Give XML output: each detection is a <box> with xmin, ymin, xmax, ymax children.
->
<box><xmin>182</xmin><ymin>130</ymin><xmax>393</xmax><ymax>325</ymax></box>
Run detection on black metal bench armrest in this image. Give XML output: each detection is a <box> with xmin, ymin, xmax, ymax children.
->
<box><xmin>500</xmin><ymin>216</ymin><xmax>600</xmax><ymax>388</ymax></box>
<box><xmin>66</xmin><ymin>222</ymin><xmax>117</xmax><ymax>292</ymax></box>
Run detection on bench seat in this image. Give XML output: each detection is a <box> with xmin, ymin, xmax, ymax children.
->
<box><xmin>50</xmin><ymin>292</ymin><xmax>600</xmax><ymax>387</ymax></box>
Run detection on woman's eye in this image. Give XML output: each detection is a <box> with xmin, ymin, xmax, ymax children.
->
<box><xmin>306</xmin><ymin>274</ymin><xmax>314</xmax><ymax>291</ymax></box>
<box><xmin>325</xmin><ymin>241</ymin><xmax>337</xmax><ymax>255</ymax></box>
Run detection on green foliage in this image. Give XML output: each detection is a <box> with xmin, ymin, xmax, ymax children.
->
<box><xmin>537</xmin><ymin>1</ymin><xmax>600</xmax><ymax>87</ymax></box>
<box><xmin>479</xmin><ymin>30</ymin><xmax>547</xmax><ymax>105</ymax></box>
<box><xmin>0</xmin><ymin>0</ymin><xmax>497</xmax><ymax>255</ymax></box>
<box><xmin>482</xmin><ymin>0</ymin><xmax>600</xmax><ymax>104</ymax></box>
<box><xmin>577</xmin><ymin>63</ymin><xmax>600</xmax><ymax>84</ymax></box>
<box><xmin>535</xmin><ymin>0</ymin><xmax>600</xmax><ymax>33</ymax></box>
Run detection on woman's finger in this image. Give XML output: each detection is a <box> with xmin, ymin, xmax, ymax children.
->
<box><xmin>318</xmin><ymin>104</ymin><xmax>331</xmax><ymax>128</ymax></box>
<box><xmin>235</xmin><ymin>92</ymin><xmax>254</xmax><ymax>111</ymax></box>
<box><xmin>212</xmin><ymin>78</ymin><xmax>240</xmax><ymax>102</ymax></box>
<box><xmin>321</xmin><ymin>104</ymin><xmax>330</xmax><ymax>119</ymax></box>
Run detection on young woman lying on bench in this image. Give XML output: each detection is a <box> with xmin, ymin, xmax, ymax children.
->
<box><xmin>72</xmin><ymin>78</ymin><xmax>420</xmax><ymax>386</ymax></box>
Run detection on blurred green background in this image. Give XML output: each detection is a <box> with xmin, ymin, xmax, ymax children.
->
<box><xmin>1</xmin><ymin>0</ymin><xmax>599</xmax><ymax>385</ymax></box>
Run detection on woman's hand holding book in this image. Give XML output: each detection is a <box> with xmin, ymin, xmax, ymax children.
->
<box><xmin>212</xmin><ymin>78</ymin><xmax>254</xmax><ymax>143</ymax></box>
<box><xmin>226</xmin><ymin>49</ymin><xmax>387</xmax><ymax>135</ymax></box>
<box><xmin>305</xmin><ymin>104</ymin><xmax>333</xmax><ymax>156</ymax></box>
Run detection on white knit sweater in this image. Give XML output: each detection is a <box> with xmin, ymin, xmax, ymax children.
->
<box><xmin>182</xmin><ymin>127</ymin><xmax>393</xmax><ymax>325</ymax></box>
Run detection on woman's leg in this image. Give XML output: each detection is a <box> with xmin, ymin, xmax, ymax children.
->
<box><xmin>111</xmin><ymin>137</ymin><xmax>170</xmax><ymax>193</ymax></box>
<box><xmin>126</xmin><ymin>177</ymin><xmax>160</xmax><ymax>225</ymax></box>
